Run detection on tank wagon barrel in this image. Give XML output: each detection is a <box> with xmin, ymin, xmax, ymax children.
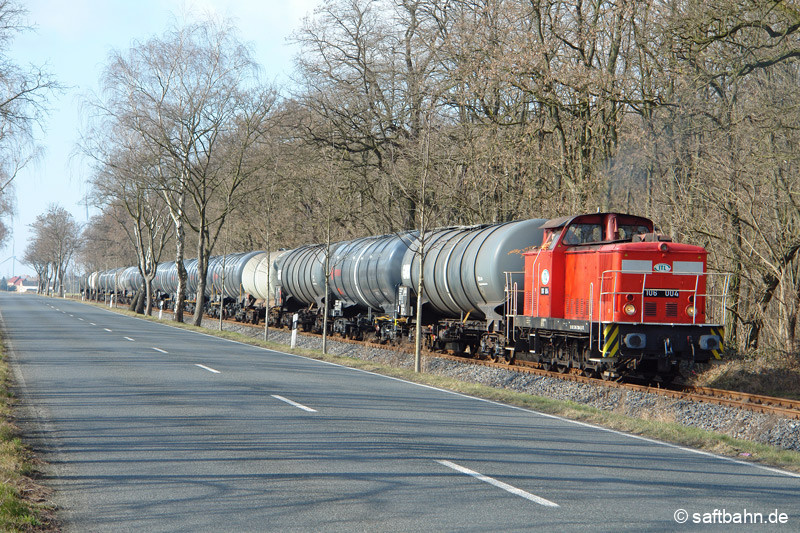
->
<box><xmin>241</xmin><ymin>251</ymin><xmax>286</xmax><ymax>304</ymax></box>
<box><xmin>210</xmin><ymin>251</ymin><xmax>264</xmax><ymax>299</ymax></box>
<box><xmin>88</xmin><ymin>271</ymin><xmax>100</xmax><ymax>292</ymax></box>
<box><xmin>98</xmin><ymin>267</ymin><xmax>125</xmax><ymax>293</ymax></box>
<box><xmin>329</xmin><ymin>232</ymin><xmax>417</xmax><ymax>314</ymax></box>
<box><xmin>152</xmin><ymin>261</ymin><xmax>178</xmax><ymax>296</ymax></box>
<box><xmin>401</xmin><ymin>219</ymin><xmax>547</xmax><ymax>323</ymax></box>
<box><xmin>118</xmin><ymin>266</ymin><xmax>143</xmax><ymax>293</ymax></box>
<box><xmin>276</xmin><ymin>244</ymin><xmax>332</xmax><ymax>308</ymax></box>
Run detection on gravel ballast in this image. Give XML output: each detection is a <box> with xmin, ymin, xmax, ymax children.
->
<box><xmin>203</xmin><ymin>319</ymin><xmax>800</xmax><ymax>452</ymax></box>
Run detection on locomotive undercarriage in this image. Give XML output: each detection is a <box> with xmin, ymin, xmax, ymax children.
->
<box><xmin>511</xmin><ymin>330</ymin><xmax>598</xmax><ymax>375</ymax></box>
<box><xmin>509</xmin><ymin>325</ymin><xmax>714</xmax><ymax>382</ymax></box>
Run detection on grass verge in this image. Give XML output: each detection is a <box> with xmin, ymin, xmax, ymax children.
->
<box><xmin>104</xmin><ymin>303</ymin><xmax>800</xmax><ymax>474</ymax></box>
<box><xmin>0</xmin><ymin>335</ymin><xmax>55</xmax><ymax>531</ymax></box>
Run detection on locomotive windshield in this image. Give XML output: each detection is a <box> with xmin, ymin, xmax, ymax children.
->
<box><xmin>561</xmin><ymin>220</ymin><xmax>652</xmax><ymax>245</ymax></box>
<box><xmin>563</xmin><ymin>223</ymin><xmax>603</xmax><ymax>245</ymax></box>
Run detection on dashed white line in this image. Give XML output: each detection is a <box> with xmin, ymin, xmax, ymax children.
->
<box><xmin>124</xmin><ymin>337</ymin><xmax>135</xmax><ymax>342</ymax></box>
<box><xmin>271</xmin><ymin>395</ymin><xmax>317</xmax><ymax>412</ymax></box>
<box><xmin>78</xmin><ymin>318</ymin><xmax>84</xmax><ymax>321</ymax></box>
<box><xmin>152</xmin><ymin>347</ymin><xmax>168</xmax><ymax>354</ymax></box>
<box><xmin>436</xmin><ymin>460</ymin><xmax>559</xmax><ymax>507</ymax></box>
<box><xmin>104</xmin><ymin>328</ymin><xmax>112</xmax><ymax>332</ymax></box>
<box><xmin>89</xmin><ymin>323</ymin><xmax>96</xmax><ymax>326</ymax></box>
<box><xmin>195</xmin><ymin>364</ymin><xmax>220</xmax><ymax>374</ymax></box>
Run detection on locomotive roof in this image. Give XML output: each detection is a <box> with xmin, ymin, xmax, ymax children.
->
<box><xmin>539</xmin><ymin>212</ymin><xmax>652</xmax><ymax>230</ymax></box>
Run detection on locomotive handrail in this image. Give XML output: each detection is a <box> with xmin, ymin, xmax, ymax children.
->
<box><xmin>503</xmin><ymin>271</ymin><xmax>524</xmax><ymax>342</ymax></box>
<box><xmin>598</xmin><ymin>269</ymin><xmax>730</xmax><ymax>328</ymax></box>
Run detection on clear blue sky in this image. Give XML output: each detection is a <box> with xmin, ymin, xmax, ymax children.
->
<box><xmin>2</xmin><ymin>0</ymin><xmax>317</xmax><ymax>277</ymax></box>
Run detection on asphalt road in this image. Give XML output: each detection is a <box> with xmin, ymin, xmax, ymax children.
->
<box><xmin>1</xmin><ymin>292</ymin><xmax>798</xmax><ymax>532</ymax></box>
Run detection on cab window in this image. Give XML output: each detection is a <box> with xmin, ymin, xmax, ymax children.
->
<box><xmin>563</xmin><ymin>223</ymin><xmax>603</xmax><ymax>245</ymax></box>
<box><xmin>617</xmin><ymin>224</ymin><xmax>650</xmax><ymax>240</ymax></box>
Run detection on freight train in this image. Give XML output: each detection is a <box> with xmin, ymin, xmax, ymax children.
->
<box><xmin>86</xmin><ymin>212</ymin><xmax>729</xmax><ymax>381</ymax></box>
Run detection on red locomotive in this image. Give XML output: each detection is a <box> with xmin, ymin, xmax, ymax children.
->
<box><xmin>508</xmin><ymin>212</ymin><xmax>728</xmax><ymax>381</ymax></box>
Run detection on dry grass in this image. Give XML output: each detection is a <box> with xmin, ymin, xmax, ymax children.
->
<box><xmin>0</xmin><ymin>338</ymin><xmax>55</xmax><ymax>531</ymax></box>
<box><xmin>692</xmin><ymin>350</ymin><xmax>800</xmax><ymax>399</ymax></box>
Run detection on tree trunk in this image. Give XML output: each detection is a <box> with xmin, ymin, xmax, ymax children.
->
<box><xmin>174</xmin><ymin>217</ymin><xmax>187</xmax><ymax>323</ymax></box>
<box><xmin>193</xmin><ymin>228</ymin><xmax>208</xmax><ymax>326</ymax></box>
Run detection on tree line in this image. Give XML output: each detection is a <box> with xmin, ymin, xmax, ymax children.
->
<box><xmin>15</xmin><ymin>1</ymin><xmax>800</xmax><ymax>357</ymax></box>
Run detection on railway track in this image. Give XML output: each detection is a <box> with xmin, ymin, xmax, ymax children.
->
<box><xmin>209</xmin><ymin>315</ymin><xmax>800</xmax><ymax>421</ymax></box>
<box><xmin>429</xmin><ymin>352</ymin><xmax>800</xmax><ymax>420</ymax></box>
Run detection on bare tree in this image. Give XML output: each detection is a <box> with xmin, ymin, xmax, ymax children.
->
<box><xmin>24</xmin><ymin>205</ymin><xmax>81</xmax><ymax>296</ymax></box>
<box><xmin>0</xmin><ymin>1</ymin><xmax>59</xmax><ymax>242</ymax></box>
<box><xmin>293</xmin><ymin>0</ymin><xmax>446</xmax><ymax>231</ymax></box>
<box><xmin>88</xmin><ymin>139</ymin><xmax>174</xmax><ymax>315</ymax></box>
<box><xmin>77</xmin><ymin>208</ymin><xmax>139</xmax><ymax>274</ymax></box>
<box><xmin>92</xmin><ymin>16</ymin><xmax>277</xmax><ymax>324</ymax></box>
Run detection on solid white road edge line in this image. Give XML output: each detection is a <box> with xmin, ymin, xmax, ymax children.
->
<box><xmin>271</xmin><ymin>395</ymin><xmax>317</xmax><ymax>412</ymax></box>
<box><xmin>195</xmin><ymin>364</ymin><xmax>220</xmax><ymax>374</ymax></box>
<box><xmin>436</xmin><ymin>460</ymin><xmax>559</xmax><ymax>507</ymax></box>
<box><xmin>152</xmin><ymin>347</ymin><xmax>168</xmax><ymax>354</ymax></box>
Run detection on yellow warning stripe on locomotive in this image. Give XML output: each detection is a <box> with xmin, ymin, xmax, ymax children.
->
<box><xmin>711</xmin><ymin>327</ymin><xmax>724</xmax><ymax>360</ymax></box>
<box><xmin>601</xmin><ymin>324</ymin><xmax>619</xmax><ymax>358</ymax></box>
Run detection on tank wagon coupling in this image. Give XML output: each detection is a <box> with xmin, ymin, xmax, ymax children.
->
<box><xmin>507</xmin><ymin>212</ymin><xmax>730</xmax><ymax>382</ymax></box>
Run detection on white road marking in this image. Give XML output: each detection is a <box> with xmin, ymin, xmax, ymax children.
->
<box><xmin>195</xmin><ymin>364</ymin><xmax>220</xmax><ymax>374</ymax></box>
<box><xmin>152</xmin><ymin>347</ymin><xmax>168</xmax><ymax>354</ymax></box>
<box><xmin>104</xmin><ymin>328</ymin><xmax>112</xmax><ymax>332</ymax></box>
<box><xmin>118</xmin><ymin>304</ymin><xmax>800</xmax><ymax>480</ymax></box>
<box><xmin>271</xmin><ymin>395</ymin><xmax>317</xmax><ymax>412</ymax></box>
<box><xmin>89</xmin><ymin>323</ymin><xmax>96</xmax><ymax>326</ymax></box>
<box><xmin>436</xmin><ymin>460</ymin><xmax>559</xmax><ymax>507</ymax></box>
<box><xmin>69</xmin><ymin>314</ymin><xmax>74</xmax><ymax>317</ymax></box>
<box><xmin>124</xmin><ymin>337</ymin><xmax>135</xmax><ymax>342</ymax></box>
<box><xmin>78</xmin><ymin>318</ymin><xmax>84</xmax><ymax>321</ymax></box>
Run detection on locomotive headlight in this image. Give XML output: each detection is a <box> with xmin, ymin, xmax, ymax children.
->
<box><xmin>623</xmin><ymin>303</ymin><xmax>637</xmax><ymax>316</ymax></box>
<box><xmin>685</xmin><ymin>305</ymin><xmax>697</xmax><ymax>317</ymax></box>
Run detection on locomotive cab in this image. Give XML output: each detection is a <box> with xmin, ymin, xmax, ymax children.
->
<box><xmin>514</xmin><ymin>213</ymin><xmax>728</xmax><ymax>381</ymax></box>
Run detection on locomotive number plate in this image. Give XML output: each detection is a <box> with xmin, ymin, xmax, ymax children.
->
<box><xmin>644</xmin><ymin>289</ymin><xmax>679</xmax><ymax>298</ymax></box>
